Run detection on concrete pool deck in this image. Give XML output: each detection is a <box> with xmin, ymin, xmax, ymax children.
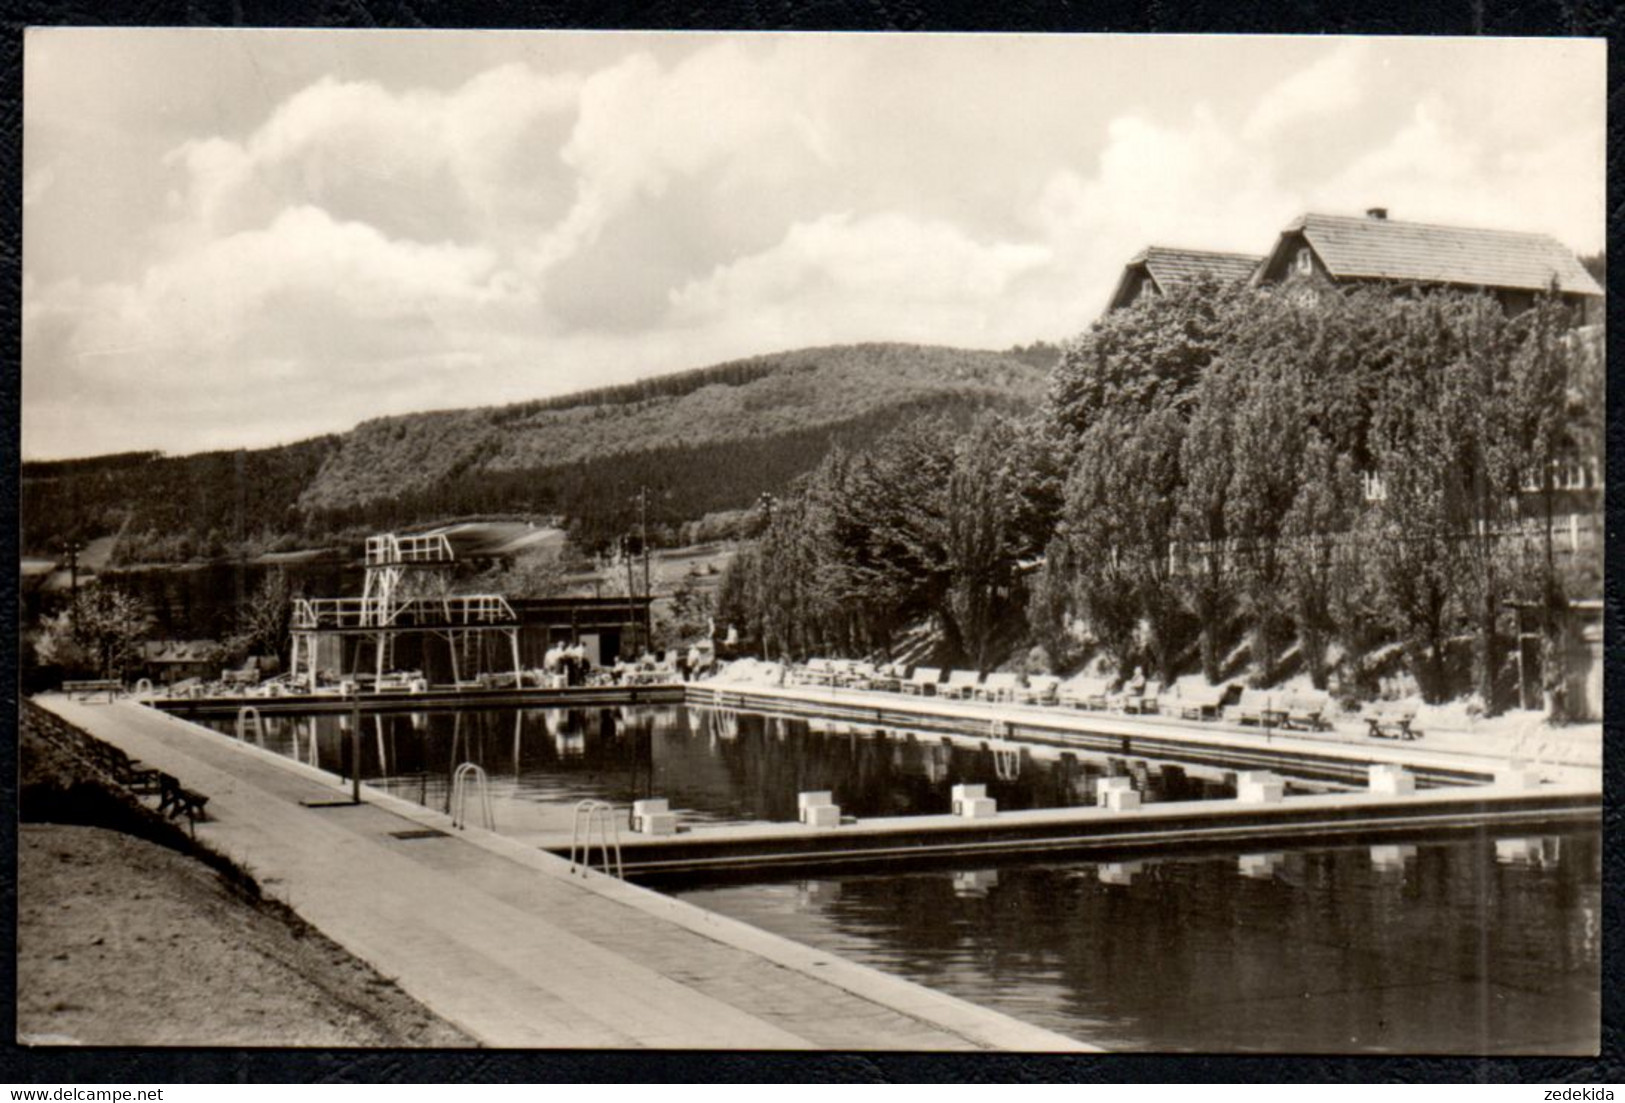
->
<box><xmin>687</xmin><ymin>680</ymin><xmax>1603</xmax><ymax>781</ymax></box>
<box><xmin>531</xmin><ymin>781</ymin><xmax>1599</xmax><ymax>879</ymax></box>
<box><xmin>35</xmin><ymin>695</ymin><xmax>1091</xmax><ymax>1051</ymax></box>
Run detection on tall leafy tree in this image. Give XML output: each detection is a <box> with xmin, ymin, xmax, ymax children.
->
<box><xmin>36</xmin><ymin>585</ymin><xmax>155</xmax><ymax>680</ymax></box>
<box><xmin>1175</xmin><ymin>364</ymin><xmax>1240</xmax><ymax>683</ymax></box>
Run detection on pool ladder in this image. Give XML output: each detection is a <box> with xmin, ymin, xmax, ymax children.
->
<box><xmin>569</xmin><ymin>799</ymin><xmax>624</xmax><ymax>879</ymax></box>
<box><xmin>451</xmin><ymin>762</ymin><xmax>495</xmax><ymax>832</ymax></box>
<box><xmin>235</xmin><ymin>705</ymin><xmax>265</xmax><ymax>748</ymax></box>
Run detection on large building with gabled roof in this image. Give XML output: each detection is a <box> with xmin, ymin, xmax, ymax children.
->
<box><xmin>1251</xmin><ymin>208</ymin><xmax>1603</xmax><ymax>321</ymax></box>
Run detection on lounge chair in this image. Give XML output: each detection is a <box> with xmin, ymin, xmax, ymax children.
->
<box><xmin>1284</xmin><ymin>690</ymin><xmax>1332</xmax><ymax>731</ymax></box>
<box><xmin>1175</xmin><ymin>682</ymin><xmax>1232</xmax><ymax>721</ymax></box>
<box><xmin>797</xmin><ymin>658</ymin><xmax>836</xmax><ymax>686</ymax></box>
<box><xmin>977</xmin><ymin>672</ymin><xmax>1022</xmax><ymax>703</ymax></box>
<box><xmin>902</xmin><ymin>667</ymin><xmax>942</xmax><ymax>695</ymax></box>
<box><xmin>941</xmin><ymin>670</ymin><xmax>983</xmax><ymax>700</ymax></box>
<box><xmin>1017</xmin><ymin>674</ymin><xmax>1061</xmax><ymax>706</ymax></box>
<box><xmin>1059</xmin><ymin>676</ymin><xmax>1112</xmax><ymax>710</ymax></box>
<box><xmin>1120</xmin><ymin>680</ymin><xmax>1163</xmax><ymax>715</ymax></box>
<box><xmin>1363</xmin><ymin>701</ymin><xmax>1420</xmax><ymax>741</ymax></box>
<box><xmin>1224</xmin><ymin>688</ymin><xmax>1275</xmax><ymax>726</ymax></box>
<box><xmin>865</xmin><ymin>663</ymin><xmax>905</xmax><ymax>692</ymax></box>
<box><xmin>838</xmin><ymin>661</ymin><xmax>878</xmax><ymax>688</ymax></box>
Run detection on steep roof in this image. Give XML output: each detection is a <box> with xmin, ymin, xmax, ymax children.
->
<box><xmin>1141</xmin><ymin>246</ymin><xmax>1263</xmax><ymax>288</ymax></box>
<box><xmin>1271</xmin><ymin>214</ymin><xmax>1602</xmax><ymax>296</ymax></box>
<box><xmin>1107</xmin><ymin>247</ymin><xmax>1263</xmax><ymax>311</ymax></box>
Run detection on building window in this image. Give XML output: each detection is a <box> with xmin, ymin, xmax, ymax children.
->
<box><xmin>1362</xmin><ymin>471</ymin><xmax>1387</xmax><ymax>502</ymax></box>
<box><xmin>1522</xmin><ymin>459</ymin><xmax>1601</xmax><ymax>492</ymax></box>
<box><xmin>1296</xmin><ymin>248</ymin><xmax>1314</xmax><ymax>276</ymax></box>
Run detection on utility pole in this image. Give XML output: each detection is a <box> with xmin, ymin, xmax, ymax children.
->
<box><xmin>638</xmin><ymin>487</ymin><xmax>651</xmax><ymax>605</ymax></box>
<box><xmin>624</xmin><ymin>535</ymin><xmax>638</xmax><ymax>656</ymax></box>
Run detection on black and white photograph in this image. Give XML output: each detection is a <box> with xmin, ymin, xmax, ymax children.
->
<box><xmin>17</xmin><ymin>29</ymin><xmax>1605</xmax><ymax>1057</ymax></box>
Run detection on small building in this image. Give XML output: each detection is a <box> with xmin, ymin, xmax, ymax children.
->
<box><xmin>141</xmin><ymin>639</ymin><xmax>223</xmax><ymax>685</ymax></box>
<box><xmin>1105</xmin><ymin>247</ymin><xmax>1263</xmax><ymax>312</ymax></box>
<box><xmin>1251</xmin><ymin>209</ymin><xmax>1603</xmax><ymax>321</ymax></box>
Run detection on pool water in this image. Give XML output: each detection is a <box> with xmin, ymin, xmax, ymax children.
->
<box><xmin>203</xmin><ymin>703</ymin><xmax>1353</xmax><ymax>836</ymax></box>
<box><xmin>674</xmin><ymin>832</ymin><xmax>1601</xmax><ymax>1054</ymax></box>
<box><xmin>199</xmin><ymin>703</ymin><xmax>1597</xmax><ymax>1053</ymax></box>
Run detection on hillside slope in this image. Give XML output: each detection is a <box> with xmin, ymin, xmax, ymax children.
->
<box><xmin>22</xmin><ymin>343</ymin><xmax>1047</xmax><ymax>559</ymax></box>
<box><xmin>299</xmin><ymin>343</ymin><xmax>1045</xmax><ymax>513</ymax></box>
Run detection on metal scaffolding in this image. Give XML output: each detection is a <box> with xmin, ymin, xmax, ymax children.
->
<box><xmin>288</xmin><ymin>532</ymin><xmax>522</xmax><ymax>690</ymax></box>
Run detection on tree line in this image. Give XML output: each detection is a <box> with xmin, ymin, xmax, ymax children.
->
<box><xmin>719</xmin><ymin>280</ymin><xmax>1603</xmax><ymax>716</ymax></box>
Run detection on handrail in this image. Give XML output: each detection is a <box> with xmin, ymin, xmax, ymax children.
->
<box><xmin>235</xmin><ymin>705</ymin><xmax>265</xmax><ymax>748</ymax></box>
<box><xmin>993</xmin><ymin>743</ymin><xmax>1020</xmax><ymax>781</ymax></box>
<box><xmin>366</xmin><ymin>532</ymin><xmax>457</xmax><ymax>567</ymax></box>
<box><xmin>292</xmin><ymin>593</ymin><xmax>518</xmax><ymax>629</ymax></box>
<box><xmin>451</xmin><ymin>762</ymin><xmax>495</xmax><ymax>831</ymax></box>
<box><xmin>569</xmin><ymin>799</ymin><xmax>624</xmax><ymax>879</ymax></box>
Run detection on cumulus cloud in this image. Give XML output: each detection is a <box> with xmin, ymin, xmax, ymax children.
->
<box><xmin>19</xmin><ymin>34</ymin><xmax>1606</xmax><ymax>459</ymax></box>
<box><xmin>1242</xmin><ymin>41</ymin><xmax>1369</xmax><ymax>143</ymax></box>
<box><xmin>672</xmin><ymin>212</ymin><xmax>1050</xmax><ymax>323</ymax></box>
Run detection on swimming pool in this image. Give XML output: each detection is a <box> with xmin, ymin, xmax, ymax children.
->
<box><xmin>673</xmin><ymin>831</ymin><xmax>1601</xmax><ymax>1054</ymax></box>
<box><xmin>201</xmin><ymin>702</ymin><xmax>1366</xmax><ymax>837</ymax></box>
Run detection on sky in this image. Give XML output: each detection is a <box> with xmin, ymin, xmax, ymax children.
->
<box><xmin>21</xmin><ymin>31</ymin><xmax>1606</xmax><ymax>460</ymax></box>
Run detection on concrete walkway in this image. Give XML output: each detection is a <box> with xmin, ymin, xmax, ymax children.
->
<box><xmin>36</xmin><ymin>696</ymin><xmax>1090</xmax><ymax>1052</ymax></box>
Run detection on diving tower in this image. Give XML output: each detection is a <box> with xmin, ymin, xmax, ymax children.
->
<box><xmin>289</xmin><ymin>532</ymin><xmax>521</xmax><ymax>689</ymax></box>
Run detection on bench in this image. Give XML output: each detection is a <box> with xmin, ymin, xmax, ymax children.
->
<box><xmin>157</xmin><ymin>774</ymin><xmax>210</xmax><ymax>834</ymax></box>
<box><xmin>62</xmin><ymin>679</ymin><xmax>122</xmax><ymax>703</ymax></box>
<box><xmin>1284</xmin><ymin>690</ymin><xmax>1332</xmax><ymax>731</ymax></box>
<box><xmin>1363</xmin><ymin>702</ymin><xmax>1421</xmax><ymax>741</ymax></box>
<box><xmin>81</xmin><ymin>740</ymin><xmax>161</xmax><ymax>795</ymax></box>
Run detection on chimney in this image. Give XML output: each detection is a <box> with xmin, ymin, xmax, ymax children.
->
<box><xmin>1366</xmin><ymin>207</ymin><xmax>1388</xmax><ymax>221</ymax></box>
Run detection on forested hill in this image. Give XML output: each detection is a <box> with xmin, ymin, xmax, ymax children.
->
<box><xmin>22</xmin><ymin>343</ymin><xmax>1049</xmax><ymax>560</ymax></box>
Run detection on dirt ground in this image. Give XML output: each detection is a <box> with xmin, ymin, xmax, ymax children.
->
<box><xmin>18</xmin><ymin>822</ymin><xmax>474</xmax><ymax>1047</ymax></box>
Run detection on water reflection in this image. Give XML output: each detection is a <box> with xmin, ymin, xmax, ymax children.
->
<box><xmin>675</xmin><ymin>833</ymin><xmax>1601</xmax><ymax>1054</ymax></box>
<box><xmin>204</xmin><ymin>704</ymin><xmax>1352</xmax><ymax>832</ymax></box>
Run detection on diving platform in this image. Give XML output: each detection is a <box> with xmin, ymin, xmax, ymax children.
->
<box><xmin>289</xmin><ymin>530</ymin><xmax>525</xmax><ymax>690</ymax></box>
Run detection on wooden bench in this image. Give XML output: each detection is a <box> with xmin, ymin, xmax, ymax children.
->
<box><xmin>1363</xmin><ymin>702</ymin><xmax>1421</xmax><ymax>741</ymax></box>
<box><xmin>157</xmin><ymin>774</ymin><xmax>209</xmax><ymax>834</ymax></box>
<box><xmin>62</xmin><ymin>679</ymin><xmax>122</xmax><ymax>703</ymax></box>
<box><xmin>79</xmin><ymin>739</ymin><xmax>161</xmax><ymax>795</ymax></box>
<box><xmin>1284</xmin><ymin>690</ymin><xmax>1332</xmax><ymax>731</ymax></box>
